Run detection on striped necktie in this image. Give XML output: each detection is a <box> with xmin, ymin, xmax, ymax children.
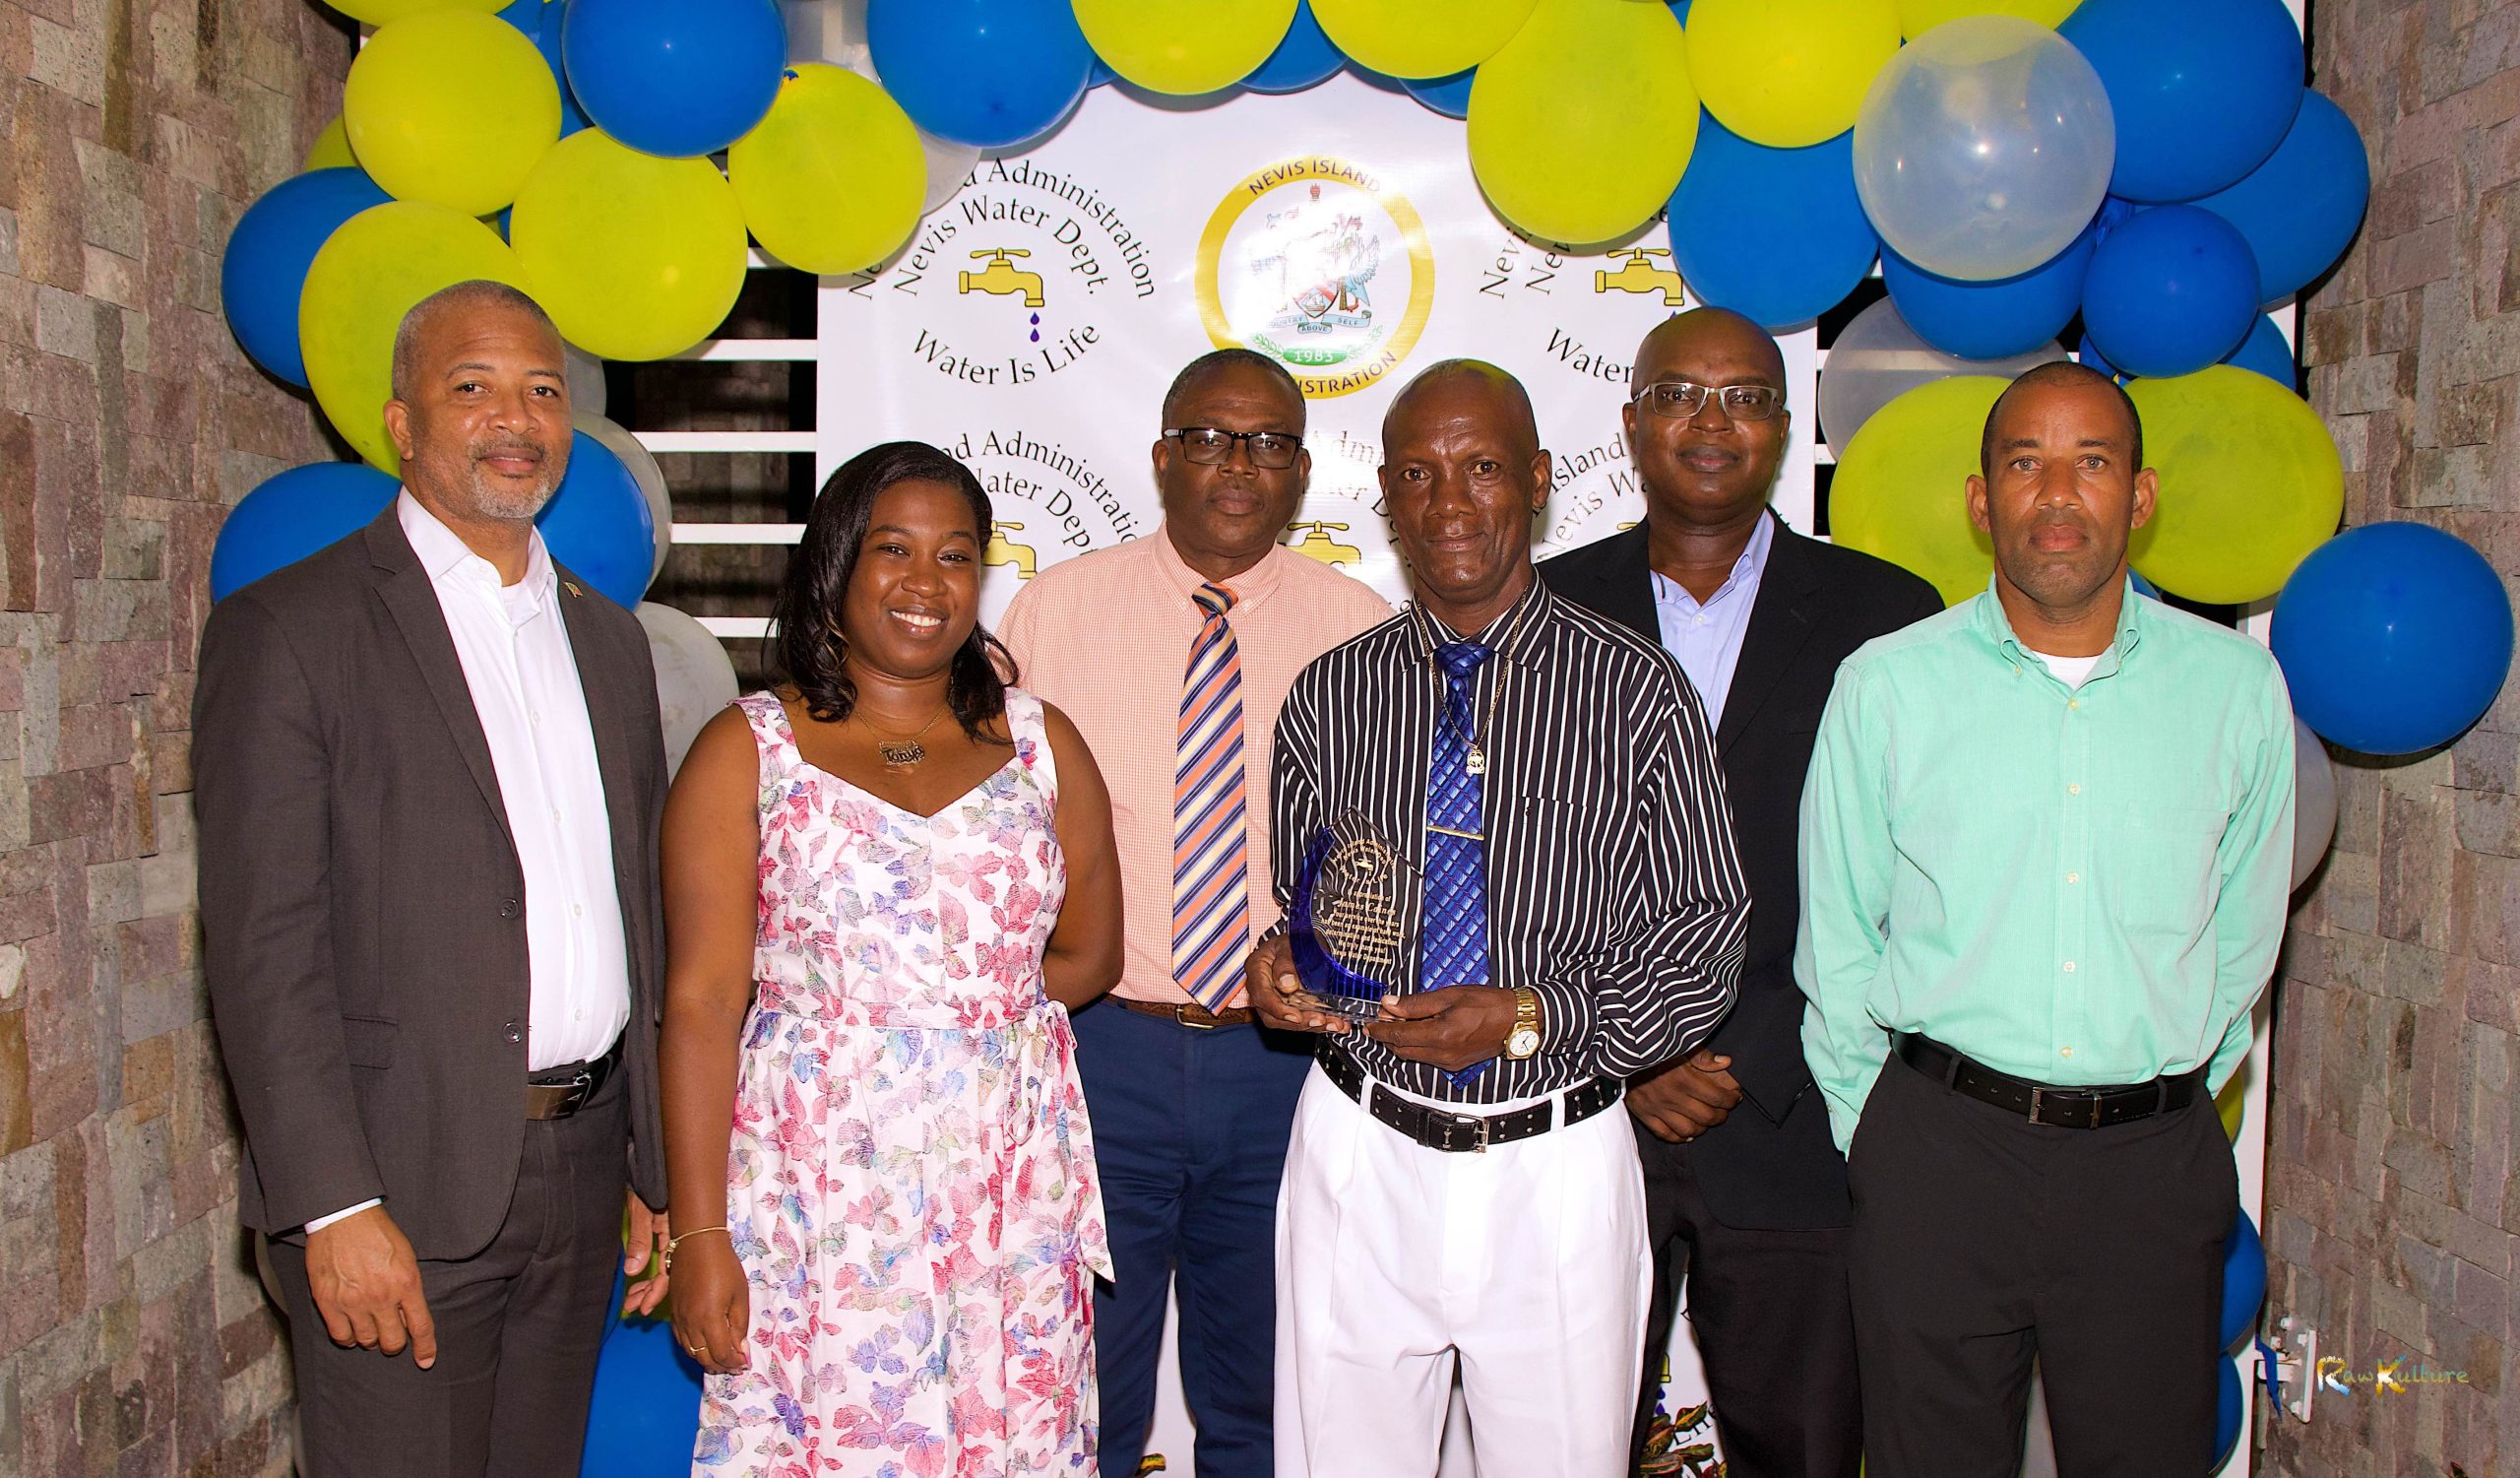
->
<box><xmin>1172</xmin><ymin>583</ymin><xmax>1250</xmax><ymax>1011</ymax></box>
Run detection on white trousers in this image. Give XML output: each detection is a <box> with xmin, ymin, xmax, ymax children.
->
<box><xmin>1273</xmin><ymin>1064</ymin><xmax>1652</xmax><ymax>1478</ymax></box>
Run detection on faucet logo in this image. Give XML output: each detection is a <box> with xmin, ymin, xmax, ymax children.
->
<box><xmin>1595</xmin><ymin>248</ymin><xmax>1688</xmax><ymax>306</ymax></box>
<box><xmin>1284</xmin><ymin>521</ymin><xmax>1362</xmax><ymax>567</ymax></box>
<box><xmin>982</xmin><ymin>522</ymin><xmax>1038</xmax><ymax>579</ymax></box>
<box><xmin>960</xmin><ymin>248</ymin><xmax>1045</xmax><ymax>308</ymax></box>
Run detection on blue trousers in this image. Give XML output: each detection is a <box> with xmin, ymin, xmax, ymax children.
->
<box><xmin>1072</xmin><ymin>998</ymin><xmax>1314</xmax><ymax>1478</ymax></box>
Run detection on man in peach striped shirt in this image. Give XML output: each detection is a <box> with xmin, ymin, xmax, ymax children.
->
<box><xmin>998</xmin><ymin>349</ymin><xmax>1390</xmax><ymax>1478</ymax></box>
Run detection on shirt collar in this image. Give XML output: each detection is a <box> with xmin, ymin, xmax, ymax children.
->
<box><xmin>1149</xmin><ymin>522</ymin><xmax>1288</xmax><ymax>611</ymax></box>
<box><xmin>398</xmin><ymin>490</ymin><xmax>556</xmax><ymax>610</ymax></box>
<box><xmin>1649</xmin><ymin>509</ymin><xmax>1775</xmax><ymax>614</ymax></box>
<box><xmin>1969</xmin><ymin>571</ymin><xmax>2147</xmax><ymax>673</ymax></box>
<box><xmin>1406</xmin><ymin>572</ymin><xmax>1553</xmax><ymax>671</ymax></box>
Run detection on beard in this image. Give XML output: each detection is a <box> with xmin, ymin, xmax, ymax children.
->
<box><xmin>442</xmin><ymin>437</ymin><xmax>560</xmax><ymax>522</ymax></box>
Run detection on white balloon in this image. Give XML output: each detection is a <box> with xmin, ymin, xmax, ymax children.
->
<box><xmin>2292</xmin><ymin>715</ymin><xmax>2338</xmax><ymax>891</ymax></box>
<box><xmin>1853</xmin><ymin>17</ymin><xmax>2115</xmax><ymax>282</ymax></box>
<box><xmin>564</xmin><ymin>345</ymin><xmax>607</xmax><ymax>420</ymax></box>
<box><xmin>789</xmin><ymin>0</ymin><xmax>976</xmax><ymax>218</ymax></box>
<box><xmin>637</xmin><ymin>603</ymin><xmax>741</xmax><ymax>778</ymax></box>
<box><xmin>573</xmin><ymin>412</ymin><xmax>672</xmax><ymax>583</ymax></box>
<box><xmin>1818</xmin><ymin>295</ymin><xmax>2068</xmax><ymax>452</ymax></box>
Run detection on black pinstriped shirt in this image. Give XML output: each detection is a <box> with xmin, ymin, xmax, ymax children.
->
<box><xmin>1269</xmin><ymin>577</ymin><xmax>1751</xmax><ymax>1104</ymax></box>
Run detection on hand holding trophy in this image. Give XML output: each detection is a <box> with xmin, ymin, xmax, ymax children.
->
<box><xmin>1248</xmin><ymin>808</ymin><xmax>1421</xmax><ymax>1035</ymax></box>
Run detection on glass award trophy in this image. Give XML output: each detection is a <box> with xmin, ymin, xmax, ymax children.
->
<box><xmin>1287</xmin><ymin>809</ymin><xmax>1419</xmax><ymax>1021</ymax></box>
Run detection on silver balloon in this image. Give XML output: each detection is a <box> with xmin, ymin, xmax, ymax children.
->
<box><xmin>2292</xmin><ymin>715</ymin><xmax>2338</xmax><ymax>890</ymax></box>
<box><xmin>573</xmin><ymin>412</ymin><xmax>673</xmax><ymax>583</ymax></box>
<box><xmin>564</xmin><ymin>346</ymin><xmax>607</xmax><ymax>420</ymax></box>
<box><xmin>1853</xmin><ymin>16</ymin><xmax>2116</xmax><ymax>282</ymax></box>
<box><xmin>787</xmin><ymin>0</ymin><xmax>976</xmax><ymax>217</ymax></box>
<box><xmin>1818</xmin><ymin>295</ymin><xmax>2068</xmax><ymax>453</ymax></box>
<box><xmin>636</xmin><ymin>603</ymin><xmax>741</xmax><ymax>778</ymax></box>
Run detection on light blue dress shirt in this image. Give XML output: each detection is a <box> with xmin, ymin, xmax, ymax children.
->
<box><xmin>1649</xmin><ymin>512</ymin><xmax>1777</xmax><ymax>731</ymax></box>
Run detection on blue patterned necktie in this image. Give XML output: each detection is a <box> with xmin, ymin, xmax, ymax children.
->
<box><xmin>1419</xmin><ymin>639</ymin><xmax>1494</xmax><ymax>1086</ymax></box>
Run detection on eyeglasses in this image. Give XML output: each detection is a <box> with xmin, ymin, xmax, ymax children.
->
<box><xmin>1164</xmin><ymin>426</ymin><xmax>1305</xmax><ymax>470</ymax></box>
<box><xmin>1632</xmin><ymin>380</ymin><xmax>1784</xmax><ymax>422</ymax></box>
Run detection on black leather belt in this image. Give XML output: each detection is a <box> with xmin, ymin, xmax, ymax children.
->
<box><xmin>1319</xmin><ymin>1048</ymin><xmax>1621</xmax><ymax>1153</ymax></box>
<box><xmin>526</xmin><ymin>1039</ymin><xmax>622</xmax><ymax>1121</ymax></box>
<box><xmin>1896</xmin><ymin>1033</ymin><xmax>2200</xmax><ymax>1129</ymax></box>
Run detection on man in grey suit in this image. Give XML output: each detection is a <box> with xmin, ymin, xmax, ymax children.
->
<box><xmin>196</xmin><ymin>281</ymin><xmax>670</xmax><ymax>1478</ymax></box>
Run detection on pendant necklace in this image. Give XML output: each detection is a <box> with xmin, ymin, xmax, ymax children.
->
<box><xmin>863</xmin><ymin>708</ymin><xmax>949</xmax><ymax>770</ymax></box>
<box><xmin>1410</xmin><ymin>605</ymin><xmax>1511</xmax><ymax>777</ymax></box>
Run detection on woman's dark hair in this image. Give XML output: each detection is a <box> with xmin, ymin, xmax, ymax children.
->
<box><xmin>770</xmin><ymin>440</ymin><xmax>1014</xmax><ymax>738</ymax></box>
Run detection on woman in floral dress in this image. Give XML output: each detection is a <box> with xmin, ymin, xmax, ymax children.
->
<box><xmin>660</xmin><ymin>441</ymin><xmax>1122</xmax><ymax>1476</ymax></box>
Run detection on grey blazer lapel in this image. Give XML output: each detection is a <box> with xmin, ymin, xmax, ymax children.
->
<box><xmin>364</xmin><ymin>511</ymin><xmax>517</xmax><ymax>849</ymax></box>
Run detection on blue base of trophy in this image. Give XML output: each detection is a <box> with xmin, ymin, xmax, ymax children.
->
<box><xmin>1289</xmin><ymin>926</ymin><xmax>1390</xmax><ymax>1021</ymax></box>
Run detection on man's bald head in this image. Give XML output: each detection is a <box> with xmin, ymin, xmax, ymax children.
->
<box><xmin>1384</xmin><ymin>359</ymin><xmax>1540</xmax><ymax>457</ymax></box>
<box><xmin>1633</xmin><ymin>306</ymin><xmax>1787</xmax><ymax>392</ymax></box>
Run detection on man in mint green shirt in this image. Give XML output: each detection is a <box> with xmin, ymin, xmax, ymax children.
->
<box><xmin>1795</xmin><ymin>361</ymin><xmax>2292</xmax><ymax>1478</ymax></box>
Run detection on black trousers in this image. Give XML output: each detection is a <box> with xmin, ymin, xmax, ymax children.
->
<box><xmin>1630</xmin><ymin>1129</ymin><xmax>1862</xmax><ymax>1478</ymax></box>
<box><xmin>267</xmin><ymin>1073</ymin><xmax>630</xmax><ymax>1478</ymax></box>
<box><xmin>1847</xmin><ymin>1051</ymin><xmax>2237</xmax><ymax>1478</ymax></box>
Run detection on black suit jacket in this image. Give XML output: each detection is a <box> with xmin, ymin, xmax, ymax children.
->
<box><xmin>1541</xmin><ymin>513</ymin><xmax>1941</xmax><ymax>1228</ymax></box>
<box><xmin>195</xmin><ymin>507</ymin><xmax>668</xmax><ymax>1260</ymax></box>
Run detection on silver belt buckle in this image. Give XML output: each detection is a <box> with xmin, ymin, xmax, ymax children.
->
<box><xmin>1446</xmin><ymin>1112</ymin><xmax>1489</xmax><ymax>1153</ymax></box>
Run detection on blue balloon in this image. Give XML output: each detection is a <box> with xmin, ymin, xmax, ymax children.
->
<box><xmin>2081</xmin><ymin>205</ymin><xmax>2261</xmax><ymax>378</ymax></box>
<box><xmin>563</xmin><ymin>0</ymin><xmax>785</xmax><ymax>158</ymax></box>
<box><xmin>1670</xmin><ymin>118</ymin><xmax>1878</xmax><ymax>331</ymax></box>
<box><xmin>1244</xmin><ymin>1</ymin><xmax>1346</xmax><ymax>93</ymax></box>
<box><xmin>1881</xmin><ymin>221</ymin><xmax>2094</xmax><ymax>361</ymax></box>
<box><xmin>2221</xmin><ymin>1209</ymin><xmax>2268</xmax><ymax>1353</ymax></box>
<box><xmin>540</xmin><ymin>429</ymin><xmax>658</xmax><ymax>609</ymax></box>
<box><xmin>2194</xmin><ymin>92</ymin><xmax>2371</xmax><ymax>304</ymax></box>
<box><xmin>2061</xmin><ymin>0</ymin><xmax>2304</xmax><ymax>203</ymax></box>
<box><xmin>868</xmin><ymin>0</ymin><xmax>1093</xmax><ymax>150</ymax></box>
<box><xmin>2272</xmin><ymin>523</ymin><xmax>2516</xmax><ymax>755</ymax></box>
<box><xmin>1402</xmin><ymin>69</ymin><xmax>1475</xmax><ymax>118</ymax></box>
<box><xmin>2076</xmin><ymin>334</ymin><xmax>2124</xmax><ymax>381</ymax></box>
<box><xmin>499</xmin><ymin>0</ymin><xmax>590</xmax><ymax>137</ymax></box>
<box><xmin>2226</xmin><ymin>314</ymin><xmax>2297</xmax><ymax>388</ymax></box>
<box><xmin>1087</xmin><ymin>56</ymin><xmax>1117</xmax><ymax>88</ymax></box>
<box><xmin>220</xmin><ymin>169</ymin><xmax>392</xmax><ymax>386</ymax></box>
<box><xmin>2129</xmin><ymin>567</ymin><xmax>2160</xmax><ymax>600</ymax></box>
<box><xmin>211</xmin><ymin>463</ymin><xmax>399</xmax><ymax>602</ymax></box>
<box><xmin>578</xmin><ymin>1314</ymin><xmax>703</xmax><ymax>1477</ymax></box>
<box><xmin>2214</xmin><ymin>1357</ymin><xmax>2244</xmax><ymax>1469</ymax></box>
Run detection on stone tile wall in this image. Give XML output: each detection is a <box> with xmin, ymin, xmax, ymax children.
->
<box><xmin>2272</xmin><ymin>0</ymin><xmax>2520</xmax><ymax>1472</ymax></box>
<box><xmin>0</xmin><ymin>0</ymin><xmax>347</xmax><ymax>1472</ymax></box>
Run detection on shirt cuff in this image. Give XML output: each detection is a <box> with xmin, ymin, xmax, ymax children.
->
<box><xmin>303</xmin><ymin>1198</ymin><xmax>382</xmax><ymax>1233</ymax></box>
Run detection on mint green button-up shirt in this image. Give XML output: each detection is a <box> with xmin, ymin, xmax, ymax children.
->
<box><xmin>1794</xmin><ymin>580</ymin><xmax>2295</xmax><ymax>1153</ymax></box>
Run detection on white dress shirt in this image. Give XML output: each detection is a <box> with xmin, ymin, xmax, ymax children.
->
<box><xmin>307</xmin><ymin>495</ymin><xmax>631</xmax><ymax>1232</ymax></box>
<box><xmin>1649</xmin><ymin>511</ymin><xmax>1776</xmax><ymax>731</ymax></box>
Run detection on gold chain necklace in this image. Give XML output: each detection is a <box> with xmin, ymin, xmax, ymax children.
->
<box><xmin>1411</xmin><ymin>606</ymin><xmax>1512</xmax><ymax>777</ymax></box>
<box><xmin>861</xmin><ymin>708</ymin><xmax>949</xmax><ymax>770</ymax></box>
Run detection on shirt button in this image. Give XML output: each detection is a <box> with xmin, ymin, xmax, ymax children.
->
<box><xmin>573</xmin><ymin>903</ymin><xmax>584</xmax><ymax>918</ymax></box>
<box><xmin>2068</xmin><ymin>783</ymin><xmax>2082</xmax><ymax>796</ymax></box>
<box><xmin>2067</xmin><ymin>699</ymin><xmax>2081</xmax><ymax>711</ymax></box>
<box><xmin>2062</xmin><ymin>961</ymin><xmax>2077</xmax><ymax>974</ymax></box>
<box><xmin>2067</xmin><ymin>871</ymin><xmax>2080</xmax><ymax>884</ymax></box>
<box><xmin>2060</xmin><ymin>1046</ymin><xmax>2075</xmax><ymax>1060</ymax></box>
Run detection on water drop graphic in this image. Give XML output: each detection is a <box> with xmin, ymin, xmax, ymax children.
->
<box><xmin>1029</xmin><ymin>312</ymin><xmax>1041</xmax><ymax>344</ymax></box>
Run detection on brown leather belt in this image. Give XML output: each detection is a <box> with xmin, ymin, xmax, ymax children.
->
<box><xmin>1319</xmin><ymin>1047</ymin><xmax>1621</xmax><ymax>1153</ymax></box>
<box><xmin>1113</xmin><ymin>996</ymin><xmax>1255</xmax><ymax>1029</ymax></box>
<box><xmin>1895</xmin><ymin>1033</ymin><xmax>2201</xmax><ymax>1129</ymax></box>
<box><xmin>525</xmin><ymin>1041</ymin><xmax>621</xmax><ymax>1121</ymax></box>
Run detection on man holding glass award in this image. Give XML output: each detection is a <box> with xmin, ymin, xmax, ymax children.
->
<box><xmin>1247</xmin><ymin>360</ymin><xmax>1751</xmax><ymax>1477</ymax></box>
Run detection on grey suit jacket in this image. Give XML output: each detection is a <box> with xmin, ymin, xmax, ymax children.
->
<box><xmin>194</xmin><ymin>506</ymin><xmax>668</xmax><ymax>1260</ymax></box>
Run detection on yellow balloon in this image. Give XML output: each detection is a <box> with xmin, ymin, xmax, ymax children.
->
<box><xmin>1897</xmin><ymin>0</ymin><xmax>2080</xmax><ymax>38</ymax></box>
<box><xmin>1074</xmin><ymin>0</ymin><xmax>1299</xmax><ymax>95</ymax></box>
<box><xmin>2216</xmin><ymin>1073</ymin><xmax>2247</xmax><ymax>1141</ymax></box>
<box><xmin>1828</xmin><ymin>375</ymin><xmax>2006</xmax><ymax>606</ymax></box>
<box><xmin>303</xmin><ymin>115</ymin><xmax>356</xmax><ymax>173</ymax></box>
<box><xmin>1469</xmin><ymin>0</ymin><xmax>1697</xmax><ymax>247</ymax></box>
<box><xmin>345</xmin><ymin>9</ymin><xmax>559</xmax><ymax>217</ymax></box>
<box><xmin>1687</xmin><ymin>0</ymin><xmax>1901</xmax><ymax>148</ymax></box>
<box><xmin>726</xmin><ymin>66</ymin><xmax>924</xmax><ymax>277</ymax></box>
<box><xmin>298</xmin><ymin>202</ymin><xmax>527</xmax><ymax>473</ymax></box>
<box><xmin>2127</xmin><ymin>367</ymin><xmax>2345</xmax><ymax>605</ymax></box>
<box><xmin>325</xmin><ymin>0</ymin><xmax>504</xmax><ymax>23</ymax></box>
<box><xmin>511</xmin><ymin>131</ymin><xmax>749</xmax><ymax>362</ymax></box>
<box><xmin>1313</xmin><ymin>0</ymin><xmax>1541</xmax><ymax>79</ymax></box>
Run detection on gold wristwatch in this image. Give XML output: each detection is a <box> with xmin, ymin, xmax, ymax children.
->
<box><xmin>1504</xmin><ymin>988</ymin><xmax>1543</xmax><ymax>1060</ymax></box>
